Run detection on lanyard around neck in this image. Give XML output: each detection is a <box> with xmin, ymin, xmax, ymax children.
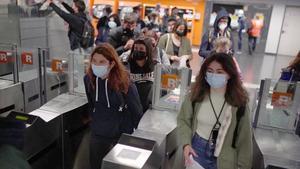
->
<box><xmin>209</xmin><ymin>93</ymin><xmax>226</xmax><ymax>126</ymax></box>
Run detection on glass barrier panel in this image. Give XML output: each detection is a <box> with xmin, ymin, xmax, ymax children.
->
<box><xmin>68</xmin><ymin>51</ymin><xmax>91</xmax><ymax>95</ymax></box>
<box><xmin>257</xmin><ymin>79</ymin><xmax>300</xmax><ymax>132</ymax></box>
<box><xmin>44</xmin><ymin>53</ymin><xmax>69</xmax><ymax>102</ymax></box>
<box><xmin>0</xmin><ymin>43</ymin><xmax>17</xmax><ymax>83</ymax></box>
<box><xmin>152</xmin><ymin>65</ymin><xmax>192</xmax><ymax>111</ymax></box>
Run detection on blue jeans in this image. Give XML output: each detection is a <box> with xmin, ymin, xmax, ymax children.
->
<box><xmin>238</xmin><ymin>29</ymin><xmax>243</xmax><ymax>50</ymax></box>
<box><xmin>191</xmin><ymin>133</ymin><xmax>217</xmax><ymax>169</ymax></box>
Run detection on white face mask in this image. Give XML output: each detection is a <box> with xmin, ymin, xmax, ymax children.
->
<box><xmin>91</xmin><ymin>64</ymin><xmax>109</xmax><ymax>78</ymax></box>
<box><xmin>218</xmin><ymin>23</ymin><xmax>227</xmax><ymax>31</ymax></box>
<box><xmin>205</xmin><ymin>72</ymin><xmax>228</xmax><ymax>88</ymax></box>
<box><xmin>108</xmin><ymin>21</ymin><xmax>117</xmax><ymax>29</ymax></box>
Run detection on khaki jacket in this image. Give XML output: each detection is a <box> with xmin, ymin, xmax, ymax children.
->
<box><xmin>177</xmin><ymin>95</ymin><xmax>253</xmax><ymax>169</ymax></box>
<box><xmin>158</xmin><ymin>33</ymin><xmax>192</xmax><ymax>57</ymax></box>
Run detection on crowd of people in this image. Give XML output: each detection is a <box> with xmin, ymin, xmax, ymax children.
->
<box><xmin>45</xmin><ymin>1</ymin><xmax>255</xmax><ymax>169</ymax></box>
<box><xmin>3</xmin><ymin>1</ymin><xmax>300</xmax><ymax>169</ymax></box>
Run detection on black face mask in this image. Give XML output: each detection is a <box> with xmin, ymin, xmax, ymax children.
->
<box><xmin>133</xmin><ymin>51</ymin><xmax>146</xmax><ymax>61</ymax></box>
<box><xmin>176</xmin><ymin>30</ymin><xmax>185</xmax><ymax>37</ymax></box>
<box><xmin>123</xmin><ymin>28</ymin><xmax>134</xmax><ymax>37</ymax></box>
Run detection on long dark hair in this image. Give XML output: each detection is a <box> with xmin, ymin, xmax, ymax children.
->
<box><xmin>288</xmin><ymin>51</ymin><xmax>300</xmax><ymax>71</ymax></box>
<box><xmin>128</xmin><ymin>38</ymin><xmax>154</xmax><ymax>72</ymax></box>
<box><xmin>74</xmin><ymin>0</ymin><xmax>85</xmax><ymax>12</ymax></box>
<box><xmin>173</xmin><ymin>20</ymin><xmax>188</xmax><ymax>36</ymax></box>
<box><xmin>191</xmin><ymin>53</ymin><xmax>248</xmax><ymax>107</ymax></box>
<box><xmin>87</xmin><ymin>43</ymin><xmax>130</xmax><ymax>93</ymax></box>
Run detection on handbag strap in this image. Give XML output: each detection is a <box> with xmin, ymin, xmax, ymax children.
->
<box><xmin>166</xmin><ymin>33</ymin><xmax>170</xmax><ymax>52</ymax></box>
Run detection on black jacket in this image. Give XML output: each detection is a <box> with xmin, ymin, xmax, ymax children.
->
<box><xmin>84</xmin><ymin>75</ymin><xmax>143</xmax><ymax>138</ymax></box>
<box><xmin>198</xmin><ymin>9</ymin><xmax>234</xmax><ymax>58</ymax></box>
<box><xmin>50</xmin><ymin>2</ymin><xmax>93</xmax><ymax>50</ymax></box>
<box><xmin>107</xmin><ymin>26</ymin><xmax>138</xmax><ymax>56</ymax></box>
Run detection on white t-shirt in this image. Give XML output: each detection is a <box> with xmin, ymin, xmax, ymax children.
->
<box><xmin>196</xmin><ymin>91</ymin><xmax>227</xmax><ymax>140</ymax></box>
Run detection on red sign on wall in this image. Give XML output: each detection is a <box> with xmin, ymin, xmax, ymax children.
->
<box><xmin>21</xmin><ymin>52</ymin><xmax>33</xmax><ymax>65</ymax></box>
<box><xmin>0</xmin><ymin>51</ymin><xmax>8</xmax><ymax>64</ymax></box>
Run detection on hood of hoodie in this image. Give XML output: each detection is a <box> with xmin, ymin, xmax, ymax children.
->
<box><xmin>213</xmin><ymin>9</ymin><xmax>231</xmax><ymax>32</ymax></box>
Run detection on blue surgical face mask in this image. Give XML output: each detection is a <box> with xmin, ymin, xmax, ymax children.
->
<box><xmin>91</xmin><ymin>64</ymin><xmax>109</xmax><ymax>78</ymax></box>
<box><xmin>205</xmin><ymin>72</ymin><xmax>228</xmax><ymax>88</ymax></box>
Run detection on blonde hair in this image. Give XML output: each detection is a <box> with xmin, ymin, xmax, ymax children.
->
<box><xmin>213</xmin><ymin>37</ymin><xmax>231</xmax><ymax>53</ymax></box>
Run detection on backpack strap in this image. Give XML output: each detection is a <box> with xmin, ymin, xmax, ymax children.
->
<box><xmin>208</xmin><ymin>30</ymin><xmax>213</xmax><ymax>44</ymax></box>
<box><xmin>166</xmin><ymin>33</ymin><xmax>171</xmax><ymax>52</ymax></box>
<box><xmin>159</xmin><ymin>48</ymin><xmax>163</xmax><ymax>62</ymax></box>
<box><xmin>232</xmin><ymin>105</ymin><xmax>246</xmax><ymax>148</ymax></box>
<box><xmin>207</xmin><ymin>29</ymin><xmax>214</xmax><ymax>51</ymax></box>
<box><xmin>192</xmin><ymin>101</ymin><xmax>196</xmax><ymax>118</ymax></box>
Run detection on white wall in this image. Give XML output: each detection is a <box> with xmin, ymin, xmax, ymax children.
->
<box><xmin>265</xmin><ymin>4</ymin><xmax>285</xmax><ymax>54</ymax></box>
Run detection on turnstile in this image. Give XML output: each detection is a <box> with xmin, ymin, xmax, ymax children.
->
<box><xmin>102</xmin><ymin>134</ymin><xmax>160</xmax><ymax>169</ymax></box>
<box><xmin>102</xmin><ymin>65</ymin><xmax>191</xmax><ymax>169</ymax></box>
<box><xmin>0</xmin><ymin>80</ymin><xmax>24</xmax><ymax>115</ymax></box>
<box><xmin>253</xmin><ymin>79</ymin><xmax>300</xmax><ymax>169</ymax></box>
<box><xmin>7</xmin><ymin>93</ymin><xmax>89</xmax><ymax>169</ymax></box>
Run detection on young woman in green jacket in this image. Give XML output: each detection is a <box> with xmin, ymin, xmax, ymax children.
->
<box><xmin>177</xmin><ymin>53</ymin><xmax>252</xmax><ymax>169</ymax></box>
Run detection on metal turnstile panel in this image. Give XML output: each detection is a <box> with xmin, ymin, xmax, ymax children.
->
<box><xmin>7</xmin><ymin>111</ymin><xmax>60</xmax><ymax>160</ymax></box>
<box><xmin>0</xmin><ymin>80</ymin><xmax>24</xmax><ymax>115</ymax></box>
<box><xmin>137</xmin><ymin>109</ymin><xmax>177</xmax><ymax>135</ymax></box>
<box><xmin>40</xmin><ymin>93</ymin><xmax>87</xmax><ymax>115</ymax></box>
<box><xmin>45</xmin><ymin>69</ymin><xmax>68</xmax><ymax>102</ymax></box>
<box><xmin>102</xmin><ymin>134</ymin><xmax>158</xmax><ymax>169</ymax></box>
<box><xmin>2</xmin><ymin>69</ymin><xmax>41</xmax><ymax>113</ymax></box>
<box><xmin>254</xmin><ymin>128</ymin><xmax>300</xmax><ymax>169</ymax></box>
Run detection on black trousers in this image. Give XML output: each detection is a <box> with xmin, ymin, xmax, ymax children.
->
<box><xmin>89</xmin><ymin>135</ymin><xmax>118</xmax><ymax>169</ymax></box>
<box><xmin>248</xmin><ymin>35</ymin><xmax>257</xmax><ymax>55</ymax></box>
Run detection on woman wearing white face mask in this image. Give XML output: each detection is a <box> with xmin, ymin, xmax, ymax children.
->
<box><xmin>177</xmin><ymin>53</ymin><xmax>252</xmax><ymax>169</ymax></box>
<box><xmin>84</xmin><ymin>43</ymin><xmax>143</xmax><ymax>169</ymax></box>
<box><xmin>95</xmin><ymin>13</ymin><xmax>121</xmax><ymax>44</ymax></box>
<box><xmin>198</xmin><ymin>9</ymin><xmax>235</xmax><ymax>59</ymax></box>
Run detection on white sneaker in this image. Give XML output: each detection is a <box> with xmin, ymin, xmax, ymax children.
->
<box><xmin>236</xmin><ymin>51</ymin><xmax>242</xmax><ymax>54</ymax></box>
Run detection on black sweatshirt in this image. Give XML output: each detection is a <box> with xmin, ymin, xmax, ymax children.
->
<box><xmin>127</xmin><ymin>61</ymin><xmax>154</xmax><ymax>113</ymax></box>
<box><xmin>84</xmin><ymin>75</ymin><xmax>143</xmax><ymax>138</ymax></box>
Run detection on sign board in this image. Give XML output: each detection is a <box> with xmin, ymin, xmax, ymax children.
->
<box><xmin>0</xmin><ymin>51</ymin><xmax>8</xmax><ymax>63</ymax></box>
<box><xmin>51</xmin><ymin>59</ymin><xmax>63</xmax><ymax>72</ymax></box>
<box><xmin>161</xmin><ymin>74</ymin><xmax>178</xmax><ymax>89</ymax></box>
<box><xmin>21</xmin><ymin>52</ymin><xmax>33</xmax><ymax>65</ymax></box>
<box><xmin>271</xmin><ymin>92</ymin><xmax>293</xmax><ymax>108</ymax></box>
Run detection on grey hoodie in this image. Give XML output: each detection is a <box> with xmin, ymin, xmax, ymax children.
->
<box><xmin>198</xmin><ymin>9</ymin><xmax>234</xmax><ymax>58</ymax></box>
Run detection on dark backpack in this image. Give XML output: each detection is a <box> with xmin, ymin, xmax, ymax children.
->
<box><xmin>80</xmin><ymin>18</ymin><xmax>95</xmax><ymax>49</ymax></box>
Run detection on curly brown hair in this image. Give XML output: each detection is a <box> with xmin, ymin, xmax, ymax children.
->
<box><xmin>191</xmin><ymin>53</ymin><xmax>248</xmax><ymax>107</ymax></box>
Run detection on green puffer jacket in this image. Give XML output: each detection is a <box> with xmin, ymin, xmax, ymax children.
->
<box><xmin>177</xmin><ymin>95</ymin><xmax>253</xmax><ymax>169</ymax></box>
